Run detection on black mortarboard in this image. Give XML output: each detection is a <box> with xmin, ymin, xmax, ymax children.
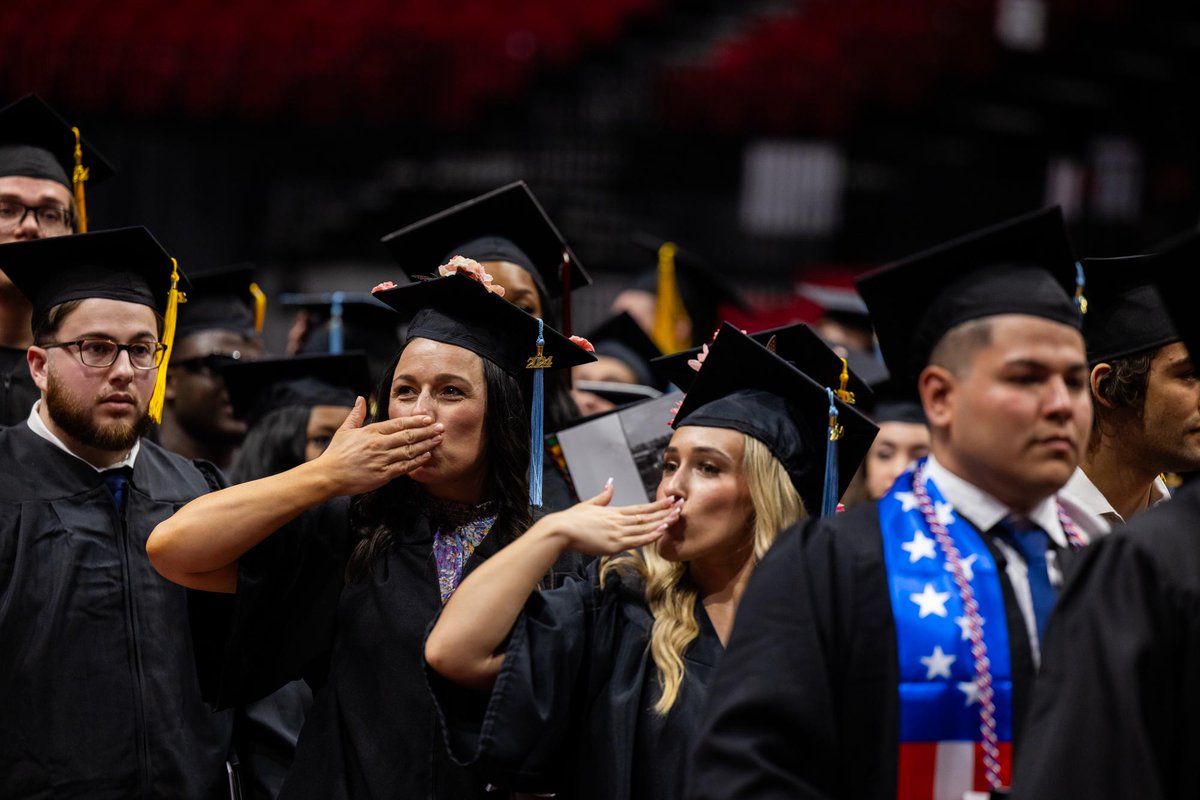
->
<box><xmin>380</xmin><ymin>182</ymin><xmax>590</xmax><ymax>304</ymax></box>
<box><xmin>856</xmin><ymin>207</ymin><xmax>1082</xmax><ymax>391</ymax></box>
<box><xmin>652</xmin><ymin>322</ymin><xmax>874</xmax><ymax>405</ymax></box>
<box><xmin>1150</xmin><ymin>229</ymin><xmax>1200</xmax><ymax>363</ymax></box>
<box><xmin>673</xmin><ymin>323</ymin><xmax>877</xmax><ymax>516</ymax></box>
<box><xmin>632</xmin><ymin>234</ymin><xmax>748</xmax><ymax>351</ymax></box>
<box><xmin>281</xmin><ymin>291</ymin><xmax>402</xmax><ymax>369</ymax></box>
<box><xmin>0</xmin><ymin>95</ymin><xmax>115</xmax><ymax>189</ymax></box>
<box><xmin>0</xmin><ymin>226</ymin><xmax>180</xmax><ymax>320</ymax></box>
<box><xmin>864</xmin><ymin>376</ymin><xmax>928</xmax><ymax>426</ymax></box>
<box><xmin>176</xmin><ymin>264</ymin><xmax>263</xmax><ymax>339</ymax></box>
<box><xmin>222</xmin><ymin>353</ymin><xmax>372</xmax><ymax>426</ymax></box>
<box><xmin>372</xmin><ymin>273</ymin><xmax>593</xmax><ymax>377</ymax></box>
<box><xmin>1081</xmin><ymin>254</ymin><xmax>1178</xmax><ymax>364</ymax></box>
<box><xmin>574</xmin><ymin>380</ymin><xmax>663</xmax><ymax>408</ymax></box>
<box><xmin>584</xmin><ymin>311</ymin><xmax>663</xmax><ymax>388</ymax></box>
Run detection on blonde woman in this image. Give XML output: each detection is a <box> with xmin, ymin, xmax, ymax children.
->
<box><xmin>424</xmin><ymin>325</ymin><xmax>877</xmax><ymax>800</ymax></box>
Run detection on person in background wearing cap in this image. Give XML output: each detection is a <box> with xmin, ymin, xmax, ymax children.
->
<box><xmin>0</xmin><ymin>95</ymin><xmax>114</xmax><ymax>427</ymax></box>
<box><xmin>158</xmin><ymin>265</ymin><xmax>266</xmax><ymax>471</ymax></box>
<box><xmin>1012</xmin><ymin>230</ymin><xmax>1200</xmax><ymax>799</ymax></box>
<box><xmin>1056</xmin><ymin>251</ymin><xmax>1197</xmax><ymax>533</ymax></box>
<box><xmin>0</xmin><ymin>227</ymin><xmax>237</xmax><ymax>797</ymax></box>
<box><xmin>687</xmin><ymin>208</ymin><xmax>1107</xmax><ymax>800</ymax></box>
<box><xmin>146</xmin><ymin>263</ymin><xmax>601</xmax><ymax>799</ymax></box>
<box><xmin>571</xmin><ymin>310</ymin><xmax>664</xmax><ymax>416</ymax></box>
<box><xmin>859</xmin><ymin>379</ymin><xmax>931</xmax><ymax>501</ymax></box>
<box><xmin>424</xmin><ymin>325</ymin><xmax>875</xmax><ymax>800</ymax></box>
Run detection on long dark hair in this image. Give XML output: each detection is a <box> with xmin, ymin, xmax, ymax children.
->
<box><xmin>228</xmin><ymin>406</ymin><xmax>310</xmax><ymax>484</ymax></box>
<box><xmin>345</xmin><ymin>340</ymin><xmax>534</xmax><ymax>582</ymax></box>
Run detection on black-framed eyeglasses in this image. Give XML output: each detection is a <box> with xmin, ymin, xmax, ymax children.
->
<box><xmin>43</xmin><ymin>338</ymin><xmax>167</xmax><ymax>369</ymax></box>
<box><xmin>0</xmin><ymin>200</ymin><xmax>73</xmax><ymax>235</ymax></box>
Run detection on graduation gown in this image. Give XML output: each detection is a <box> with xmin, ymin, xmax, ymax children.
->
<box><xmin>429</xmin><ymin>564</ymin><xmax>724</xmax><ymax>800</ymax></box>
<box><xmin>685</xmin><ymin>502</ymin><xmax>1059</xmax><ymax>800</ymax></box>
<box><xmin>204</xmin><ymin>497</ymin><xmax>501</xmax><ymax>800</ymax></box>
<box><xmin>0</xmin><ymin>422</ymin><xmax>234</xmax><ymax>799</ymax></box>
<box><xmin>0</xmin><ymin>345</ymin><xmax>38</xmax><ymax>428</ymax></box>
<box><xmin>1012</xmin><ymin>482</ymin><xmax>1200</xmax><ymax>799</ymax></box>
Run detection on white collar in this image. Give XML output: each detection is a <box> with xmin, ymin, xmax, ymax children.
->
<box><xmin>924</xmin><ymin>453</ymin><xmax>1068</xmax><ymax>548</ymax></box>
<box><xmin>26</xmin><ymin>400</ymin><xmax>140</xmax><ymax>473</ymax></box>
<box><xmin>1061</xmin><ymin>466</ymin><xmax>1171</xmax><ymax>525</ymax></box>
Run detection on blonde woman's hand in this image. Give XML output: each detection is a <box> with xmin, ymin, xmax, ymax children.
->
<box><xmin>539</xmin><ymin>482</ymin><xmax>681</xmax><ymax>556</ymax></box>
<box><xmin>313</xmin><ymin>397</ymin><xmax>444</xmax><ymax>496</ymax></box>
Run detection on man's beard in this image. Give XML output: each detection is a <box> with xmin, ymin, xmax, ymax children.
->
<box><xmin>46</xmin><ymin>378</ymin><xmax>151</xmax><ymax>452</ymax></box>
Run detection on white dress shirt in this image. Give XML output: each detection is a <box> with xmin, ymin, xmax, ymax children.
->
<box><xmin>1059</xmin><ymin>466</ymin><xmax>1171</xmax><ymax>536</ymax></box>
<box><xmin>26</xmin><ymin>400</ymin><xmax>140</xmax><ymax>472</ymax></box>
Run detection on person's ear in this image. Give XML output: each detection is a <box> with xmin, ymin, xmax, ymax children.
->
<box><xmin>918</xmin><ymin>364</ymin><xmax>956</xmax><ymax>430</ymax></box>
<box><xmin>1089</xmin><ymin>363</ymin><xmax>1116</xmax><ymax>409</ymax></box>
<box><xmin>28</xmin><ymin>346</ymin><xmax>49</xmax><ymax>393</ymax></box>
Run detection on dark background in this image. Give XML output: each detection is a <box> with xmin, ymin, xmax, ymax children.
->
<box><xmin>5</xmin><ymin>0</ymin><xmax>1197</xmax><ymax>347</ymax></box>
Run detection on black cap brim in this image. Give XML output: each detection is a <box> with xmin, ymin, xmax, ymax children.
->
<box><xmin>0</xmin><ymin>94</ymin><xmax>115</xmax><ymax>187</ymax></box>
<box><xmin>1081</xmin><ymin>254</ymin><xmax>1179</xmax><ymax>363</ymax></box>
<box><xmin>176</xmin><ymin>264</ymin><xmax>257</xmax><ymax>338</ymax></box>
<box><xmin>221</xmin><ymin>352</ymin><xmax>373</xmax><ymax>425</ymax></box>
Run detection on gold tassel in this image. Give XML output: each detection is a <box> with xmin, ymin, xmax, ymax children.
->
<box><xmin>71</xmin><ymin>127</ymin><xmax>89</xmax><ymax>233</ymax></box>
<box><xmin>249</xmin><ymin>281</ymin><xmax>267</xmax><ymax>333</ymax></box>
<box><xmin>651</xmin><ymin>242</ymin><xmax>691</xmax><ymax>353</ymax></box>
<box><xmin>148</xmin><ymin>258</ymin><xmax>186</xmax><ymax>424</ymax></box>
<box><xmin>835</xmin><ymin>357</ymin><xmax>855</xmax><ymax>405</ymax></box>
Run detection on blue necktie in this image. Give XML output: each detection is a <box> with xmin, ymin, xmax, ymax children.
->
<box><xmin>996</xmin><ymin>518</ymin><xmax>1055</xmax><ymax>643</ymax></box>
<box><xmin>102</xmin><ymin>467</ymin><xmax>133</xmax><ymax>513</ymax></box>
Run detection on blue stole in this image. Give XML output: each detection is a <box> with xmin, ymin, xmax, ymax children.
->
<box><xmin>878</xmin><ymin>461</ymin><xmax>1014</xmax><ymax>795</ymax></box>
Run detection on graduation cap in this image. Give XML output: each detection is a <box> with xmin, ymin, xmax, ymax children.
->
<box><xmin>372</xmin><ymin>271</ymin><xmax>595</xmax><ymax>506</ymax></box>
<box><xmin>672</xmin><ymin>323</ymin><xmax>877</xmax><ymax>516</ymax></box>
<box><xmin>863</xmin><ymin>376</ymin><xmax>928</xmax><ymax>426</ymax></box>
<box><xmin>631</xmin><ymin>233</ymin><xmax>748</xmax><ymax>353</ymax></box>
<box><xmin>1081</xmin><ymin>255</ymin><xmax>1178</xmax><ymax>364</ymax></box>
<box><xmin>856</xmin><ymin>207</ymin><xmax>1083</xmax><ymax>392</ymax></box>
<box><xmin>280</xmin><ymin>291</ymin><xmax>402</xmax><ymax>369</ymax></box>
<box><xmin>1150</xmin><ymin>229</ymin><xmax>1200</xmax><ymax>364</ymax></box>
<box><xmin>0</xmin><ymin>95</ymin><xmax>116</xmax><ymax>232</ymax></box>
<box><xmin>176</xmin><ymin>264</ymin><xmax>266</xmax><ymax>339</ymax></box>
<box><xmin>574</xmin><ymin>380</ymin><xmax>662</xmax><ymax>408</ymax></box>
<box><xmin>0</xmin><ymin>225</ymin><xmax>186</xmax><ymax>422</ymax></box>
<box><xmin>221</xmin><ymin>352</ymin><xmax>372</xmax><ymax>426</ymax></box>
<box><xmin>380</xmin><ymin>181</ymin><xmax>591</xmax><ymax>333</ymax></box>
<box><xmin>652</xmin><ymin>322</ymin><xmax>875</xmax><ymax>406</ymax></box>
<box><xmin>584</xmin><ymin>311</ymin><xmax>663</xmax><ymax>389</ymax></box>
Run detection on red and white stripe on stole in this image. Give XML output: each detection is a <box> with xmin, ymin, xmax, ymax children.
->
<box><xmin>897</xmin><ymin>741</ymin><xmax>1012</xmax><ymax>800</ymax></box>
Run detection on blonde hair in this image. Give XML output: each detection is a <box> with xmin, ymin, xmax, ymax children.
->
<box><xmin>600</xmin><ymin>433</ymin><xmax>805</xmax><ymax>714</ymax></box>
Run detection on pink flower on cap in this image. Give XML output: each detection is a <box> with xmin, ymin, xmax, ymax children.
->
<box><xmin>371</xmin><ymin>281</ymin><xmax>397</xmax><ymax>294</ymax></box>
<box><xmin>569</xmin><ymin>335</ymin><xmax>595</xmax><ymax>353</ymax></box>
<box><xmin>438</xmin><ymin>256</ymin><xmax>506</xmax><ymax>297</ymax></box>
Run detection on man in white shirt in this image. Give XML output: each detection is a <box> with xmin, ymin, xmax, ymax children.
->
<box><xmin>689</xmin><ymin>208</ymin><xmax>1097</xmax><ymax>800</ymax></box>
<box><xmin>1059</xmin><ymin>252</ymin><xmax>1197</xmax><ymax>532</ymax></box>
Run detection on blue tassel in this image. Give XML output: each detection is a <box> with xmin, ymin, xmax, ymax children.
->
<box><xmin>529</xmin><ymin>319</ymin><xmax>546</xmax><ymax>507</ymax></box>
<box><xmin>822</xmin><ymin>387</ymin><xmax>839</xmax><ymax>517</ymax></box>
<box><xmin>329</xmin><ymin>291</ymin><xmax>344</xmax><ymax>354</ymax></box>
<box><xmin>1074</xmin><ymin>261</ymin><xmax>1088</xmax><ymax>315</ymax></box>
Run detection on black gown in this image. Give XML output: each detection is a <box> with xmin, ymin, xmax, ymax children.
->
<box><xmin>0</xmin><ymin>345</ymin><xmax>38</xmax><ymax>428</ymax></box>
<box><xmin>685</xmin><ymin>502</ymin><xmax>1075</xmax><ymax>800</ymax></box>
<box><xmin>202</xmin><ymin>497</ymin><xmax>501</xmax><ymax>800</ymax></box>
<box><xmin>429</xmin><ymin>563</ymin><xmax>724</xmax><ymax>800</ymax></box>
<box><xmin>1012</xmin><ymin>482</ymin><xmax>1200</xmax><ymax>799</ymax></box>
<box><xmin>0</xmin><ymin>422</ymin><xmax>235</xmax><ymax>798</ymax></box>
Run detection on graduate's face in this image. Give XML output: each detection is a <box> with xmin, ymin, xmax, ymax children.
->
<box><xmin>1134</xmin><ymin>342</ymin><xmax>1200</xmax><ymax>472</ymax></box>
<box><xmin>389</xmin><ymin>338</ymin><xmax>489</xmax><ymax>503</ymax></box>
<box><xmin>655</xmin><ymin>426</ymin><xmax>754</xmax><ymax>563</ymax></box>
<box><xmin>0</xmin><ymin>176</ymin><xmax>73</xmax><ymax>246</ymax></box>
<box><xmin>30</xmin><ymin>298</ymin><xmax>158</xmax><ymax>453</ymax></box>
<box><xmin>165</xmin><ymin>329</ymin><xmax>264</xmax><ymax>442</ymax></box>
<box><xmin>922</xmin><ymin>315</ymin><xmax>1091</xmax><ymax>511</ymax></box>
<box><xmin>483</xmin><ymin>260</ymin><xmax>543</xmax><ymax>318</ymax></box>
<box><xmin>304</xmin><ymin>404</ymin><xmax>353</xmax><ymax>462</ymax></box>
<box><xmin>865</xmin><ymin>421</ymin><xmax>931</xmax><ymax>499</ymax></box>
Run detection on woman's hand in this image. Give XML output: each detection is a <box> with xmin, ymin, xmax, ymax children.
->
<box><xmin>539</xmin><ymin>482</ymin><xmax>682</xmax><ymax>557</ymax></box>
<box><xmin>314</xmin><ymin>397</ymin><xmax>444</xmax><ymax>496</ymax></box>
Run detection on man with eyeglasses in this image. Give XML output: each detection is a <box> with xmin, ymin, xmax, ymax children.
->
<box><xmin>0</xmin><ymin>94</ymin><xmax>114</xmax><ymax>427</ymax></box>
<box><xmin>157</xmin><ymin>265</ymin><xmax>266</xmax><ymax>470</ymax></box>
<box><xmin>0</xmin><ymin>227</ymin><xmax>239</xmax><ymax>798</ymax></box>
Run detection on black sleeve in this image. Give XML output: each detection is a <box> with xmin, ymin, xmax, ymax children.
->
<box><xmin>428</xmin><ymin>572</ymin><xmax>598</xmax><ymax>792</ymax></box>
<box><xmin>209</xmin><ymin>496</ymin><xmax>353</xmax><ymax>709</ymax></box>
<box><xmin>686</xmin><ymin>509</ymin><xmax>898</xmax><ymax>800</ymax></box>
<box><xmin>1012</xmin><ymin>531</ymin><xmax>1181</xmax><ymax>800</ymax></box>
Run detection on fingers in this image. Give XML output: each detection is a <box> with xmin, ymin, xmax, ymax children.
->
<box><xmin>618</xmin><ymin>496</ymin><xmax>679</xmax><ymax>520</ymax></box>
<box><xmin>340</xmin><ymin>396</ymin><xmax>367</xmax><ymax>431</ymax></box>
<box><xmin>373</xmin><ymin>413</ymin><xmax>439</xmax><ymax>437</ymax></box>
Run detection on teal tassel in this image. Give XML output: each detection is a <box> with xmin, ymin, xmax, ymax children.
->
<box><xmin>822</xmin><ymin>387</ymin><xmax>839</xmax><ymax>517</ymax></box>
<box><xmin>529</xmin><ymin>319</ymin><xmax>546</xmax><ymax>507</ymax></box>
<box><xmin>329</xmin><ymin>291</ymin><xmax>344</xmax><ymax>354</ymax></box>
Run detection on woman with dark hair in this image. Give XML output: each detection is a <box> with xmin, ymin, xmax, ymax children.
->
<box><xmin>227</xmin><ymin>406</ymin><xmax>308</xmax><ymax>484</ymax></box>
<box><xmin>424</xmin><ymin>326</ymin><xmax>878</xmax><ymax>800</ymax></box>
<box><xmin>146</xmin><ymin>267</ymin><xmax>623</xmax><ymax>799</ymax></box>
